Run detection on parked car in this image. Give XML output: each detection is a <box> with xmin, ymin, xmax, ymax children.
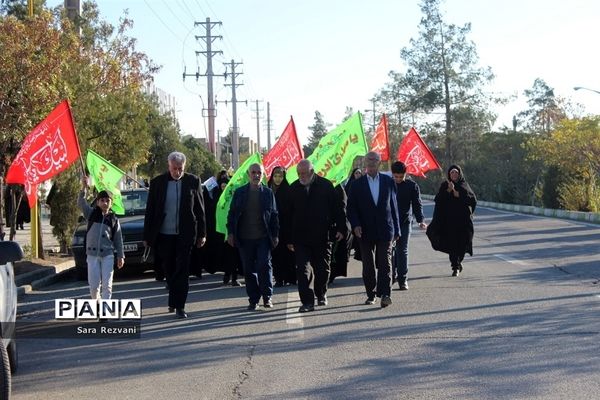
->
<box><xmin>0</xmin><ymin>240</ymin><xmax>22</xmax><ymax>399</ymax></box>
<box><xmin>70</xmin><ymin>188</ymin><xmax>153</xmax><ymax>280</ymax></box>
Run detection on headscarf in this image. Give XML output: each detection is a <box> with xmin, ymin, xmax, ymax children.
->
<box><xmin>447</xmin><ymin>164</ymin><xmax>465</xmax><ymax>183</ymax></box>
<box><xmin>345</xmin><ymin>167</ymin><xmax>362</xmax><ymax>192</ymax></box>
<box><xmin>268</xmin><ymin>166</ymin><xmax>289</xmax><ymax>190</ymax></box>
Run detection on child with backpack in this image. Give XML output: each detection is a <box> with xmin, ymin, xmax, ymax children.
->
<box><xmin>78</xmin><ymin>177</ymin><xmax>125</xmax><ymax>299</ymax></box>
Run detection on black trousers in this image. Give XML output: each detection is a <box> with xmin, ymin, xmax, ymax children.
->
<box><xmin>157</xmin><ymin>234</ymin><xmax>193</xmax><ymax>309</ymax></box>
<box><xmin>295</xmin><ymin>242</ymin><xmax>332</xmax><ymax>306</ymax></box>
<box><xmin>358</xmin><ymin>239</ymin><xmax>393</xmax><ymax>298</ymax></box>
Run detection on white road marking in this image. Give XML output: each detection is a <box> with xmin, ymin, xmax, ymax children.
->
<box><xmin>286</xmin><ymin>289</ymin><xmax>304</xmax><ymax>328</ymax></box>
<box><xmin>494</xmin><ymin>254</ymin><xmax>529</xmax><ymax>266</ymax></box>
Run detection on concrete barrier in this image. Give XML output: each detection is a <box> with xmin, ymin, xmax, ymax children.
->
<box><xmin>422</xmin><ymin>195</ymin><xmax>600</xmax><ymax>224</ymax></box>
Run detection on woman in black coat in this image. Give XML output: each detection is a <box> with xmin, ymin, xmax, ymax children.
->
<box><xmin>328</xmin><ymin>184</ymin><xmax>352</xmax><ymax>284</ymax></box>
<box><xmin>268</xmin><ymin>166</ymin><xmax>296</xmax><ymax>286</ymax></box>
<box><xmin>427</xmin><ymin>164</ymin><xmax>477</xmax><ymax>276</ymax></box>
<box><xmin>344</xmin><ymin>167</ymin><xmax>362</xmax><ymax>262</ymax></box>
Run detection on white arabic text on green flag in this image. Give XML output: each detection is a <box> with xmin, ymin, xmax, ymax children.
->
<box><xmin>215</xmin><ymin>153</ymin><xmax>263</xmax><ymax>236</ymax></box>
<box><xmin>85</xmin><ymin>149</ymin><xmax>126</xmax><ymax>215</ymax></box>
<box><xmin>286</xmin><ymin>112</ymin><xmax>367</xmax><ymax>185</ymax></box>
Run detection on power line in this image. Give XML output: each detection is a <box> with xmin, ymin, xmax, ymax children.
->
<box><xmin>142</xmin><ymin>0</ymin><xmax>186</xmax><ymax>43</ymax></box>
<box><xmin>160</xmin><ymin>0</ymin><xmax>193</xmax><ymax>32</ymax></box>
<box><xmin>179</xmin><ymin>0</ymin><xmax>200</xmax><ymax>21</ymax></box>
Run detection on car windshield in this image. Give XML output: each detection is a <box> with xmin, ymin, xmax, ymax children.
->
<box><xmin>121</xmin><ymin>190</ymin><xmax>148</xmax><ymax>216</ymax></box>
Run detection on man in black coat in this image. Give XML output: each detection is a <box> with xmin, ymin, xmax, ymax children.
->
<box><xmin>286</xmin><ymin>159</ymin><xmax>347</xmax><ymax>312</ymax></box>
<box><xmin>143</xmin><ymin>151</ymin><xmax>206</xmax><ymax>319</ymax></box>
<box><xmin>391</xmin><ymin>161</ymin><xmax>427</xmax><ymax>290</ymax></box>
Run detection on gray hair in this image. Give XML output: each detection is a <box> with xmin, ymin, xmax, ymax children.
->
<box><xmin>297</xmin><ymin>159</ymin><xmax>313</xmax><ymax>170</ymax></box>
<box><xmin>168</xmin><ymin>151</ymin><xmax>186</xmax><ymax>164</ymax></box>
<box><xmin>247</xmin><ymin>163</ymin><xmax>263</xmax><ymax>173</ymax></box>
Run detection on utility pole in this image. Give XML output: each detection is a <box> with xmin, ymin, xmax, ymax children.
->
<box><xmin>266</xmin><ymin>102</ymin><xmax>272</xmax><ymax>150</ymax></box>
<box><xmin>217</xmin><ymin>60</ymin><xmax>245</xmax><ymax>169</ymax></box>
<box><xmin>370</xmin><ymin>98</ymin><xmax>377</xmax><ymax>132</ymax></box>
<box><xmin>185</xmin><ymin>18</ymin><xmax>224</xmax><ymax>156</ymax></box>
<box><xmin>251</xmin><ymin>100</ymin><xmax>263</xmax><ymax>153</ymax></box>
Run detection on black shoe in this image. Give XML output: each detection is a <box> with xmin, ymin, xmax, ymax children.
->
<box><xmin>298</xmin><ymin>304</ymin><xmax>315</xmax><ymax>313</ymax></box>
<box><xmin>247</xmin><ymin>303</ymin><xmax>259</xmax><ymax>311</ymax></box>
<box><xmin>263</xmin><ymin>298</ymin><xmax>273</xmax><ymax>308</ymax></box>
<box><xmin>155</xmin><ymin>276</ymin><xmax>165</xmax><ymax>282</ymax></box>
<box><xmin>168</xmin><ymin>307</ymin><xmax>175</xmax><ymax>313</ymax></box>
<box><xmin>274</xmin><ymin>280</ymin><xmax>284</xmax><ymax>287</ymax></box>
<box><xmin>231</xmin><ymin>280</ymin><xmax>241</xmax><ymax>287</ymax></box>
<box><xmin>317</xmin><ymin>296</ymin><xmax>328</xmax><ymax>306</ymax></box>
<box><xmin>175</xmin><ymin>309</ymin><xmax>188</xmax><ymax>319</ymax></box>
<box><xmin>399</xmin><ymin>279</ymin><xmax>409</xmax><ymax>291</ymax></box>
<box><xmin>381</xmin><ymin>295</ymin><xmax>392</xmax><ymax>308</ymax></box>
<box><xmin>223</xmin><ymin>274</ymin><xmax>231</xmax><ymax>285</ymax></box>
<box><xmin>365</xmin><ymin>296</ymin><xmax>376</xmax><ymax>305</ymax></box>
<box><xmin>452</xmin><ymin>268</ymin><xmax>460</xmax><ymax>277</ymax></box>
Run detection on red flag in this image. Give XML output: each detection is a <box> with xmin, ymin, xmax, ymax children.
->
<box><xmin>370</xmin><ymin>114</ymin><xmax>390</xmax><ymax>161</ymax></box>
<box><xmin>6</xmin><ymin>100</ymin><xmax>81</xmax><ymax>207</ymax></box>
<box><xmin>263</xmin><ymin>117</ymin><xmax>304</xmax><ymax>179</ymax></box>
<box><xmin>396</xmin><ymin>127</ymin><xmax>441</xmax><ymax>177</ymax></box>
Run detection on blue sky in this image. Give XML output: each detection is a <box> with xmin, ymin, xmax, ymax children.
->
<box><xmin>48</xmin><ymin>0</ymin><xmax>600</xmax><ymax>146</ymax></box>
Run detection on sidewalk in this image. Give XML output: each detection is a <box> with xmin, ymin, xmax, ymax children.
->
<box><xmin>7</xmin><ymin>211</ymin><xmax>75</xmax><ymax>298</ymax></box>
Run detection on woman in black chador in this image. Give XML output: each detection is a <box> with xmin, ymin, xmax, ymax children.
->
<box><xmin>427</xmin><ymin>164</ymin><xmax>477</xmax><ymax>277</ymax></box>
<box><xmin>268</xmin><ymin>166</ymin><xmax>296</xmax><ymax>286</ymax></box>
<box><xmin>344</xmin><ymin>168</ymin><xmax>362</xmax><ymax>262</ymax></box>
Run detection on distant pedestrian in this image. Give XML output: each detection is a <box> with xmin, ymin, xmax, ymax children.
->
<box><xmin>144</xmin><ymin>151</ymin><xmax>206</xmax><ymax>319</ymax></box>
<box><xmin>227</xmin><ymin>163</ymin><xmax>279</xmax><ymax>310</ymax></box>
<box><xmin>426</xmin><ymin>164</ymin><xmax>477</xmax><ymax>277</ymax></box>
<box><xmin>15</xmin><ymin>196</ymin><xmax>29</xmax><ymax>230</ymax></box>
<box><xmin>347</xmin><ymin>151</ymin><xmax>399</xmax><ymax>308</ymax></box>
<box><xmin>218</xmin><ymin>177</ymin><xmax>243</xmax><ymax>286</ymax></box>
<box><xmin>268</xmin><ymin>166</ymin><xmax>296</xmax><ymax>287</ymax></box>
<box><xmin>391</xmin><ymin>161</ymin><xmax>427</xmax><ymax>290</ymax></box>
<box><xmin>328</xmin><ymin>183</ymin><xmax>352</xmax><ymax>285</ymax></box>
<box><xmin>77</xmin><ymin>178</ymin><xmax>124</xmax><ymax>300</ymax></box>
<box><xmin>286</xmin><ymin>159</ymin><xmax>347</xmax><ymax>312</ymax></box>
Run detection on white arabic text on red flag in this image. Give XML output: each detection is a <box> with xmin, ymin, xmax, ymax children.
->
<box><xmin>5</xmin><ymin>100</ymin><xmax>81</xmax><ymax>207</ymax></box>
<box><xmin>370</xmin><ymin>114</ymin><xmax>390</xmax><ymax>161</ymax></box>
<box><xmin>262</xmin><ymin>116</ymin><xmax>304</xmax><ymax>179</ymax></box>
<box><xmin>396</xmin><ymin>127</ymin><xmax>441</xmax><ymax>177</ymax></box>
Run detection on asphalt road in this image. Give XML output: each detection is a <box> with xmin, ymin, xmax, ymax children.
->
<box><xmin>12</xmin><ymin>202</ymin><xmax>600</xmax><ymax>399</ymax></box>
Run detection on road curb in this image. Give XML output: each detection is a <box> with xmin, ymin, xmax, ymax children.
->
<box><xmin>422</xmin><ymin>195</ymin><xmax>600</xmax><ymax>224</ymax></box>
<box><xmin>17</xmin><ymin>259</ymin><xmax>75</xmax><ymax>299</ymax></box>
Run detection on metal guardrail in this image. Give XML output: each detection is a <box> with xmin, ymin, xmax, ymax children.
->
<box><xmin>421</xmin><ymin>195</ymin><xmax>600</xmax><ymax>224</ymax></box>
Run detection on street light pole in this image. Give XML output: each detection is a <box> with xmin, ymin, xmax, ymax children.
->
<box><xmin>573</xmin><ymin>86</ymin><xmax>600</xmax><ymax>95</ymax></box>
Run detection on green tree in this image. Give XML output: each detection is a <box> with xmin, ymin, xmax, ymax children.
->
<box><xmin>181</xmin><ymin>136</ymin><xmax>222</xmax><ymax>181</ymax></box>
<box><xmin>466</xmin><ymin>131</ymin><xmax>542</xmax><ymax>205</ymax></box>
<box><xmin>137</xmin><ymin>98</ymin><xmax>184</xmax><ymax>179</ymax></box>
<box><xmin>0</xmin><ymin>2</ymin><xmax>166</xmax><ymax>246</ymax></box>
<box><xmin>527</xmin><ymin>117</ymin><xmax>600</xmax><ymax>211</ymax></box>
<box><xmin>393</xmin><ymin>0</ymin><xmax>496</xmax><ymax>166</ymax></box>
<box><xmin>516</xmin><ymin>78</ymin><xmax>568</xmax><ymax>134</ymax></box>
<box><xmin>304</xmin><ymin>111</ymin><xmax>329</xmax><ymax>157</ymax></box>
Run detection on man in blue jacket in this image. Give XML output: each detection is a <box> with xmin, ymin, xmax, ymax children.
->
<box><xmin>227</xmin><ymin>163</ymin><xmax>279</xmax><ymax>310</ymax></box>
<box><xmin>347</xmin><ymin>151</ymin><xmax>400</xmax><ymax>308</ymax></box>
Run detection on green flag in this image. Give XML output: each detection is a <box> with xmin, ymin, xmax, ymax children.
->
<box><xmin>287</xmin><ymin>112</ymin><xmax>367</xmax><ymax>186</ymax></box>
<box><xmin>215</xmin><ymin>153</ymin><xmax>263</xmax><ymax>236</ymax></box>
<box><xmin>86</xmin><ymin>149</ymin><xmax>126</xmax><ymax>215</ymax></box>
